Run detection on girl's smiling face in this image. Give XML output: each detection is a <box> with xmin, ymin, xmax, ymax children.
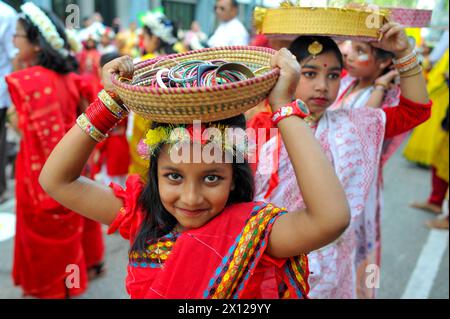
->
<box><xmin>157</xmin><ymin>144</ymin><xmax>234</xmax><ymax>231</ymax></box>
<box><xmin>295</xmin><ymin>51</ymin><xmax>342</xmax><ymax>116</ymax></box>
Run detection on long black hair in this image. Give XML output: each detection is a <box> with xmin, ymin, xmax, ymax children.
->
<box><xmin>131</xmin><ymin>114</ymin><xmax>254</xmax><ymax>252</ymax></box>
<box><xmin>289</xmin><ymin>36</ymin><xmax>344</xmax><ymax>69</ymax></box>
<box><xmin>19</xmin><ymin>8</ymin><xmax>78</xmax><ymax>74</ymax></box>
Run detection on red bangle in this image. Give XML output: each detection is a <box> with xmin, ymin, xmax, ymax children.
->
<box><xmin>85</xmin><ymin>98</ymin><xmax>120</xmax><ymax>134</ymax></box>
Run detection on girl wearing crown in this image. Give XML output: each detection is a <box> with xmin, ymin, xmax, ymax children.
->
<box><xmin>38</xmin><ymin>49</ymin><xmax>351</xmax><ymax>299</ymax></box>
<box><xmin>253</xmin><ymin>22</ymin><xmax>431</xmax><ymax>298</ymax></box>
<box><xmin>5</xmin><ymin>3</ymin><xmax>105</xmax><ymax>298</ymax></box>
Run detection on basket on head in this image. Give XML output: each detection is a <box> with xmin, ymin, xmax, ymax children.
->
<box><xmin>254</xmin><ymin>6</ymin><xmax>390</xmax><ymax>42</ymax></box>
<box><xmin>111</xmin><ymin>46</ymin><xmax>279</xmax><ymax>124</ymax></box>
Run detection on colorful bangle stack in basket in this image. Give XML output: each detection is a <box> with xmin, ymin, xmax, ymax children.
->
<box><xmin>76</xmin><ymin>90</ymin><xmax>129</xmax><ymax>143</ymax></box>
<box><xmin>393</xmin><ymin>50</ymin><xmax>422</xmax><ymax>78</ymax></box>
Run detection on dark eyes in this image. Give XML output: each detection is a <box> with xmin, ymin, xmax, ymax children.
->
<box><xmin>329</xmin><ymin>73</ymin><xmax>340</xmax><ymax>80</ymax></box>
<box><xmin>164</xmin><ymin>173</ymin><xmax>223</xmax><ymax>184</ymax></box>
<box><xmin>166</xmin><ymin>173</ymin><xmax>182</xmax><ymax>181</ymax></box>
<box><xmin>204</xmin><ymin>176</ymin><xmax>221</xmax><ymax>183</ymax></box>
<box><xmin>302</xmin><ymin>72</ymin><xmax>340</xmax><ymax>80</ymax></box>
<box><xmin>302</xmin><ymin>71</ymin><xmax>316</xmax><ymax>78</ymax></box>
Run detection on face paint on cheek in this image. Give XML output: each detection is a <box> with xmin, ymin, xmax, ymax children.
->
<box><xmin>357</xmin><ymin>54</ymin><xmax>370</xmax><ymax>66</ymax></box>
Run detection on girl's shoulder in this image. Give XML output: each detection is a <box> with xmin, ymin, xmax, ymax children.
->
<box><xmin>327</xmin><ymin>107</ymin><xmax>386</xmax><ymax>128</ymax></box>
<box><xmin>6</xmin><ymin>66</ymin><xmax>50</xmax><ymax>85</ymax></box>
<box><xmin>217</xmin><ymin>202</ymin><xmax>286</xmax><ymax>226</ymax></box>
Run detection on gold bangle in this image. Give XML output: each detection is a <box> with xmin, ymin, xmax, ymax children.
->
<box><xmin>98</xmin><ymin>90</ymin><xmax>128</xmax><ymax>120</ymax></box>
<box><xmin>76</xmin><ymin>113</ymin><xmax>107</xmax><ymax>143</ymax></box>
<box><xmin>400</xmin><ymin>66</ymin><xmax>423</xmax><ymax>78</ymax></box>
<box><xmin>374</xmin><ymin>85</ymin><xmax>387</xmax><ymax>92</ymax></box>
<box><xmin>374</xmin><ymin>82</ymin><xmax>388</xmax><ymax>90</ymax></box>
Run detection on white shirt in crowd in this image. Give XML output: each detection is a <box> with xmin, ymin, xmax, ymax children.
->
<box><xmin>0</xmin><ymin>1</ymin><xmax>17</xmax><ymax>109</ymax></box>
<box><xmin>208</xmin><ymin>17</ymin><xmax>249</xmax><ymax>48</ymax></box>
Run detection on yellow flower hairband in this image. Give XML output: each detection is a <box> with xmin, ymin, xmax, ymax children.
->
<box><xmin>137</xmin><ymin>123</ymin><xmax>254</xmax><ymax>160</ymax></box>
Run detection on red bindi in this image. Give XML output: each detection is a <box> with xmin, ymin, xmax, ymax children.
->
<box><xmin>324</xmin><ymin>64</ymin><xmax>328</xmax><ymax>68</ymax></box>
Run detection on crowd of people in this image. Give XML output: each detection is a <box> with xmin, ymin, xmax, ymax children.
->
<box><xmin>0</xmin><ymin>0</ymin><xmax>448</xmax><ymax>299</ymax></box>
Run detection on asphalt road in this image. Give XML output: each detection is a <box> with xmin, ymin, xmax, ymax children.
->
<box><xmin>0</xmin><ymin>142</ymin><xmax>448</xmax><ymax>299</ymax></box>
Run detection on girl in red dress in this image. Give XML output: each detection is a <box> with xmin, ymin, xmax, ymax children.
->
<box><xmin>39</xmin><ymin>50</ymin><xmax>351</xmax><ymax>299</ymax></box>
<box><xmin>6</xmin><ymin>3</ymin><xmax>104</xmax><ymax>298</ymax></box>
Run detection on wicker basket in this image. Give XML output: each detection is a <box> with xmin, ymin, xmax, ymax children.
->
<box><xmin>111</xmin><ymin>46</ymin><xmax>279</xmax><ymax>124</ymax></box>
<box><xmin>257</xmin><ymin>7</ymin><xmax>389</xmax><ymax>41</ymax></box>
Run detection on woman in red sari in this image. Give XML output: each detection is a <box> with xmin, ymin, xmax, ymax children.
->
<box><xmin>6</xmin><ymin>3</ymin><xmax>104</xmax><ymax>298</ymax></box>
<box><xmin>39</xmin><ymin>50</ymin><xmax>351</xmax><ymax>299</ymax></box>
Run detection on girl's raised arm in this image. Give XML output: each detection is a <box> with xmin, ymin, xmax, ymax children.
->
<box><xmin>266</xmin><ymin>49</ymin><xmax>350</xmax><ymax>258</ymax></box>
<box><xmin>373</xmin><ymin>22</ymin><xmax>429</xmax><ymax>104</ymax></box>
<box><xmin>39</xmin><ymin>56</ymin><xmax>135</xmax><ymax>225</ymax></box>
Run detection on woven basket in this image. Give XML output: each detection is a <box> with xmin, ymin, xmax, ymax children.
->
<box><xmin>257</xmin><ymin>7</ymin><xmax>389</xmax><ymax>41</ymax></box>
<box><xmin>111</xmin><ymin>46</ymin><xmax>279</xmax><ymax>124</ymax></box>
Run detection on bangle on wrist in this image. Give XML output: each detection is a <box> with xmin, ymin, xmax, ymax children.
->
<box><xmin>85</xmin><ymin>99</ymin><xmax>120</xmax><ymax>134</ymax></box>
<box><xmin>394</xmin><ymin>48</ymin><xmax>415</xmax><ymax>62</ymax></box>
<box><xmin>393</xmin><ymin>51</ymin><xmax>421</xmax><ymax>74</ymax></box>
<box><xmin>76</xmin><ymin>113</ymin><xmax>107</xmax><ymax>143</ymax></box>
<box><xmin>400</xmin><ymin>65</ymin><xmax>423</xmax><ymax>78</ymax></box>
<box><xmin>374</xmin><ymin>82</ymin><xmax>388</xmax><ymax>89</ymax></box>
<box><xmin>374</xmin><ymin>85</ymin><xmax>387</xmax><ymax>92</ymax></box>
<box><xmin>98</xmin><ymin>90</ymin><xmax>128</xmax><ymax>120</ymax></box>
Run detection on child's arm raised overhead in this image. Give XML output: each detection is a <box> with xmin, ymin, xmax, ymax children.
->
<box><xmin>266</xmin><ymin>49</ymin><xmax>351</xmax><ymax>259</ymax></box>
<box><xmin>374</xmin><ymin>22</ymin><xmax>429</xmax><ymax>105</ymax></box>
<box><xmin>373</xmin><ymin>22</ymin><xmax>431</xmax><ymax>138</ymax></box>
<box><xmin>39</xmin><ymin>56</ymin><xmax>135</xmax><ymax>225</ymax></box>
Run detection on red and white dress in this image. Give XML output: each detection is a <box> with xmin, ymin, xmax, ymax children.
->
<box><xmin>254</xmin><ymin>96</ymin><xmax>431</xmax><ymax>298</ymax></box>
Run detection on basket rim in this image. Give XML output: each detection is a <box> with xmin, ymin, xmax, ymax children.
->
<box><xmin>111</xmin><ymin>46</ymin><xmax>280</xmax><ymax>95</ymax></box>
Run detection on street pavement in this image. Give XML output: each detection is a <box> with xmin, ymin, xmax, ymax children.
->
<box><xmin>0</xmin><ymin>142</ymin><xmax>448</xmax><ymax>299</ymax></box>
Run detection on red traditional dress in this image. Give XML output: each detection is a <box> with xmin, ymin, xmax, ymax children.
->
<box><xmin>107</xmin><ymin>175</ymin><xmax>309</xmax><ymax>299</ymax></box>
<box><xmin>91</xmin><ymin>119</ymin><xmax>130</xmax><ymax>187</ymax></box>
<box><xmin>254</xmin><ymin>96</ymin><xmax>431</xmax><ymax>299</ymax></box>
<box><xmin>6</xmin><ymin>66</ymin><xmax>104</xmax><ymax>298</ymax></box>
<box><xmin>77</xmin><ymin>48</ymin><xmax>102</xmax><ymax>94</ymax></box>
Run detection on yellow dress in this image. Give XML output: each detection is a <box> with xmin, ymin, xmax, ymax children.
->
<box><xmin>403</xmin><ymin>50</ymin><xmax>449</xmax><ymax>166</ymax></box>
<box><xmin>128</xmin><ymin>53</ymin><xmax>157</xmax><ymax>181</ymax></box>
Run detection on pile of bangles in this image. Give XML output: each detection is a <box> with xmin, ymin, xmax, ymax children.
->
<box><xmin>129</xmin><ymin>59</ymin><xmax>270</xmax><ymax>89</ymax></box>
<box><xmin>77</xmin><ymin>90</ymin><xmax>129</xmax><ymax>143</ymax></box>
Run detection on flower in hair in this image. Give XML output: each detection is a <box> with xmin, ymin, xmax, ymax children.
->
<box><xmin>144</xmin><ymin>126</ymin><xmax>169</xmax><ymax>147</ymax></box>
<box><xmin>20</xmin><ymin>2</ymin><xmax>69</xmax><ymax>58</ymax></box>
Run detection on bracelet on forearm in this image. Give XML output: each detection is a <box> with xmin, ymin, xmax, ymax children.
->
<box><xmin>76</xmin><ymin>113</ymin><xmax>107</xmax><ymax>143</ymax></box>
<box><xmin>374</xmin><ymin>85</ymin><xmax>387</xmax><ymax>92</ymax></box>
<box><xmin>394</xmin><ymin>51</ymin><xmax>421</xmax><ymax>74</ymax></box>
<box><xmin>393</xmin><ymin>50</ymin><xmax>416</xmax><ymax>65</ymax></box>
<box><xmin>374</xmin><ymin>81</ymin><xmax>388</xmax><ymax>90</ymax></box>
<box><xmin>400</xmin><ymin>65</ymin><xmax>423</xmax><ymax>78</ymax></box>
<box><xmin>85</xmin><ymin>98</ymin><xmax>120</xmax><ymax>134</ymax></box>
<box><xmin>98</xmin><ymin>89</ymin><xmax>128</xmax><ymax>120</ymax></box>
